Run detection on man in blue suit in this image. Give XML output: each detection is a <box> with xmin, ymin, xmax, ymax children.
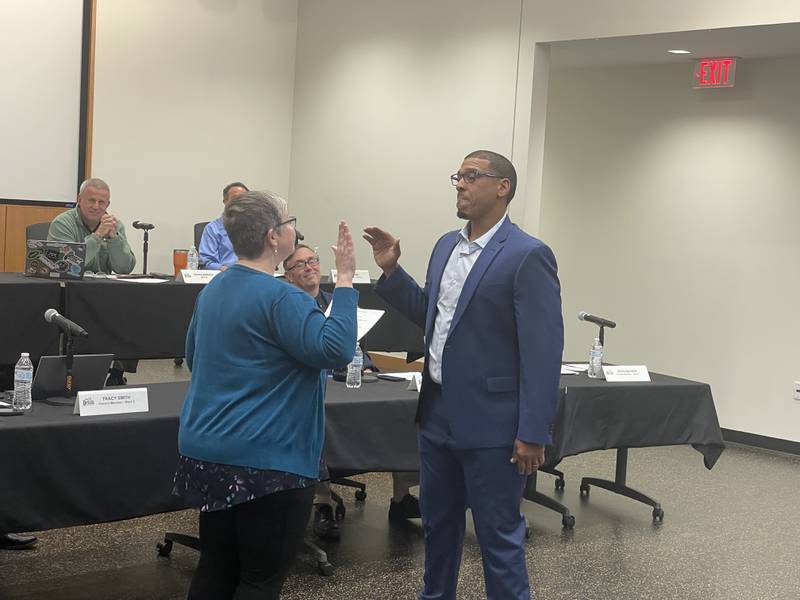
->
<box><xmin>364</xmin><ymin>150</ymin><xmax>563</xmax><ymax>599</ymax></box>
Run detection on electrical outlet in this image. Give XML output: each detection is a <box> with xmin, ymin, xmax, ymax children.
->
<box><xmin>794</xmin><ymin>381</ymin><xmax>800</xmax><ymax>401</ymax></box>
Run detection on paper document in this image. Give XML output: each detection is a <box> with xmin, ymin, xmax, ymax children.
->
<box><xmin>561</xmin><ymin>366</ymin><xmax>580</xmax><ymax>375</ymax></box>
<box><xmin>325</xmin><ymin>303</ymin><xmax>385</xmax><ymax>340</ymax></box>
<box><xmin>563</xmin><ymin>363</ymin><xmax>589</xmax><ymax>373</ymax></box>
<box><xmin>112</xmin><ymin>277</ymin><xmax>169</xmax><ymax>284</ymax></box>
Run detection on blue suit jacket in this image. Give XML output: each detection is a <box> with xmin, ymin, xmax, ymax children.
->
<box><xmin>375</xmin><ymin>217</ymin><xmax>563</xmax><ymax>448</ymax></box>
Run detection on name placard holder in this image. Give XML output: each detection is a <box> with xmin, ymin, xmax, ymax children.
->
<box><xmin>407</xmin><ymin>372</ymin><xmax>422</xmax><ymax>392</ymax></box>
<box><xmin>330</xmin><ymin>269</ymin><xmax>371</xmax><ymax>284</ymax></box>
<box><xmin>179</xmin><ymin>270</ymin><xmax>220</xmax><ymax>284</ymax></box>
<box><xmin>602</xmin><ymin>365</ymin><xmax>651</xmax><ymax>382</ymax></box>
<box><xmin>73</xmin><ymin>387</ymin><xmax>150</xmax><ymax>416</ymax></box>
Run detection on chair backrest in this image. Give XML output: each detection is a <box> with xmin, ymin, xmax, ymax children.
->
<box><xmin>193</xmin><ymin>221</ymin><xmax>209</xmax><ymax>249</ymax></box>
<box><xmin>26</xmin><ymin>222</ymin><xmax>51</xmax><ymax>241</ymax></box>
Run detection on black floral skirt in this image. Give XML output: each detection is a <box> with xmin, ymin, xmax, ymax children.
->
<box><xmin>172</xmin><ymin>455</ymin><xmax>321</xmax><ymax>513</ymax></box>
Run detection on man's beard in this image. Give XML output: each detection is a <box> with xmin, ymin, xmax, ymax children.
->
<box><xmin>456</xmin><ymin>209</ymin><xmax>467</xmax><ymax>219</ymax></box>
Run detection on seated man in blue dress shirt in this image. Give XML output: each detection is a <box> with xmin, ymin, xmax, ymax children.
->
<box><xmin>283</xmin><ymin>244</ymin><xmax>421</xmax><ymax>540</ymax></box>
<box><xmin>199</xmin><ymin>181</ymin><xmax>248</xmax><ymax>270</ymax></box>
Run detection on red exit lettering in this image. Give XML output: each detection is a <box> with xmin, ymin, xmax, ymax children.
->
<box><xmin>694</xmin><ymin>57</ymin><xmax>737</xmax><ymax>89</ymax></box>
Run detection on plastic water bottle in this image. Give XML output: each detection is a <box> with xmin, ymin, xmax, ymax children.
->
<box><xmin>346</xmin><ymin>344</ymin><xmax>363</xmax><ymax>389</ymax></box>
<box><xmin>187</xmin><ymin>245</ymin><xmax>199</xmax><ymax>270</ymax></box>
<box><xmin>587</xmin><ymin>337</ymin><xmax>603</xmax><ymax>379</ymax></box>
<box><xmin>12</xmin><ymin>352</ymin><xmax>33</xmax><ymax>411</ymax></box>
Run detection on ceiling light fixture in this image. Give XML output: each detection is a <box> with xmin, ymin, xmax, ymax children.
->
<box><xmin>668</xmin><ymin>49</ymin><xmax>692</xmax><ymax>55</ymax></box>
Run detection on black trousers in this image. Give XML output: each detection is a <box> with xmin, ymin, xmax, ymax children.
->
<box><xmin>188</xmin><ymin>486</ymin><xmax>314</xmax><ymax>600</ymax></box>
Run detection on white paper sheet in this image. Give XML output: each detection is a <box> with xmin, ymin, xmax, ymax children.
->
<box><xmin>112</xmin><ymin>277</ymin><xmax>169</xmax><ymax>284</ymax></box>
<box><xmin>324</xmin><ymin>303</ymin><xmax>385</xmax><ymax>340</ymax></box>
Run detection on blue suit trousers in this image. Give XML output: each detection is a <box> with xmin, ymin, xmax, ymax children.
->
<box><xmin>418</xmin><ymin>385</ymin><xmax>530</xmax><ymax>600</ymax></box>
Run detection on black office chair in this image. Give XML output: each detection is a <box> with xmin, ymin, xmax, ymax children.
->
<box><xmin>194</xmin><ymin>221</ymin><xmax>209</xmax><ymax>255</ymax></box>
<box><xmin>26</xmin><ymin>222</ymin><xmax>51</xmax><ymax>241</ymax></box>
<box><xmin>173</xmin><ymin>221</ymin><xmax>211</xmax><ymax>367</ymax></box>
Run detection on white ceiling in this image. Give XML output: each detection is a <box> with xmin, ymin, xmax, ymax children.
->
<box><xmin>549</xmin><ymin>22</ymin><xmax>800</xmax><ymax>68</ymax></box>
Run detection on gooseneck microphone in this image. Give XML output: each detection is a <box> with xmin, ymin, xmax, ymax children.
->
<box><xmin>578</xmin><ymin>311</ymin><xmax>617</xmax><ymax>329</ymax></box>
<box><xmin>44</xmin><ymin>309</ymin><xmax>89</xmax><ymax>338</ymax></box>
<box><xmin>132</xmin><ymin>220</ymin><xmax>155</xmax><ymax>231</ymax></box>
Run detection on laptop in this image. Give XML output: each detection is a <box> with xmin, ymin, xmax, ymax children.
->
<box><xmin>32</xmin><ymin>354</ymin><xmax>114</xmax><ymax>402</ymax></box>
<box><xmin>24</xmin><ymin>240</ymin><xmax>87</xmax><ymax>280</ymax></box>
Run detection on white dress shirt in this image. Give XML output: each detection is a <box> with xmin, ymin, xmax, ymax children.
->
<box><xmin>428</xmin><ymin>214</ymin><xmax>508</xmax><ymax>384</ymax></box>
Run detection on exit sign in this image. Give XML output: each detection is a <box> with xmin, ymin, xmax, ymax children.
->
<box><xmin>694</xmin><ymin>57</ymin><xmax>736</xmax><ymax>89</ymax></box>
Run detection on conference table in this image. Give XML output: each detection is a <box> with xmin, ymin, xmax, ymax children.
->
<box><xmin>0</xmin><ymin>275</ymin><xmax>425</xmax><ymax>362</ymax></box>
<box><xmin>527</xmin><ymin>370</ymin><xmax>724</xmax><ymax>527</ymax></box>
<box><xmin>0</xmin><ymin>371</ymin><xmax>724</xmax><ymax>534</ymax></box>
<box><xmin>0</xmin><ymin>379</ymin><xmax>419</xmax><ymax>534</ymax></box>
<box><xmin>0</xmin><ymin>273</ymin><xmax>61</xmax><ymax>364</ymax></box>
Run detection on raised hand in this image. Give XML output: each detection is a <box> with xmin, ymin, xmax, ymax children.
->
<box><xmin>331</xmin><ymin>221</ymin><xmax>356</xmax><ymax>285</ymax></box>
<box><xmin>362</xmin><ymin>226</ymin><xmax>400</xmax><ymax>277</ymax></box>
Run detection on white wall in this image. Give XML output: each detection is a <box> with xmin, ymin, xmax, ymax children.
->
<box><xmin>540</xmin><ymin>58</ymin><xmax>800</xmax><ymax>441</ymax></box>
<box><xmin>92</xmin><ymin>0</ymin><xmax>298</xmax><ymax>273</ymax></box>
<box><xmin>289</xmin><ymin>0</ymin><xmax>522</xmax><ymax>280</ymax></box>
<box><xmin>291</xmin><ymin>0</ymin><xmax>800</xmax><ymax>279</ymax></box>
<box><xmin>515</xmin><ymin>0</ymin><xmax>800</xmax><ymax>235</ymax></box>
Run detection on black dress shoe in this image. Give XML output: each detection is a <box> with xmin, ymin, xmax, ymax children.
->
<box><xmin>389</xmin><ymin>494</ymin><xmax>421</xmax><ymax>521</ymax></box>
<box><xmin>105</xmin><ymin>369</ymin><xmax>127</xmax><ymax>387</ymax></box>
<box><xmin>0</xmin><ymin>533</ymin><xmax>38</xmax><ymax>550</ymax></box>
<box><xmin>313</xmin><ymin>504</ymin><xmax>340</xmax><ymax>540</ymax></box>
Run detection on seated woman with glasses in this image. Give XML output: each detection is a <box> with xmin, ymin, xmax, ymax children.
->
<box><xmin>173</xmin><ymin>190</ymin><xmax>358</xmax><ymax>599</ymax></box>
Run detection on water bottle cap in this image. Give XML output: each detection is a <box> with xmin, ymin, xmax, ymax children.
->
<box><xmin>21</xmin><ymin>352</ymin><xmax>29</xmax><ymax>357</ymax></box>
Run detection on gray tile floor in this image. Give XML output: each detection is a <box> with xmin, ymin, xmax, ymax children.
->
<box><xmin>1</xmin><ymin>360</ymin><xmax>798</xmax><ymax>599</ymax></box>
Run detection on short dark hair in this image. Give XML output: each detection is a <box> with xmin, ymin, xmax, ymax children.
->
<box><xmin>465</xmin><ymin>150</ymin><xmax>517</xmax><ymax>202</ymax></box>
<box><xmin>283</xmin><ymin>243</ymin><xmax>315</xmax><ymax>271</ymax></box>
<box><xmin>223</xmin><ymin>190</ymin><xmax>287</xmax><ymax>259</ymax></box>
<box><xmin>222</xmin><ymin>181</ymin><xmax>249</xmax><ymax>202</ymax></box>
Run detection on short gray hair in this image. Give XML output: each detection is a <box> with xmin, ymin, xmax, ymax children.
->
<box><xmin>223</xmin><ymin>190</ymin><xmax>288</xmax><ymax>259</ymax></box>
<box><xmin>79</xmin><ymin>178</ymin><xmax>110</xmax><ymax>197</ymax></box>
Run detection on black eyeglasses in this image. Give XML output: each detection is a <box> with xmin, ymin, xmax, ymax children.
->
<box><xmin>450</xmin><ymin>170</ymin><xmax>503</xmax><ymax>186</ymax></box>
<box><xmin>285</xmin><ymin>256</ymin><xmax>320</xmax><ymax>273</ymax></box>
<box><xmin>277</xmin><ymin>216</ymin><xmax>297</xmax><ymax>229</ymax></box>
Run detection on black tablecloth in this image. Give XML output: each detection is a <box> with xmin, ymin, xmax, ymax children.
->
<box><xmin>550</xmin><ymin>371</ymin><xmax>724</xmax><ymax>469</ymax></box>
<box><xmin>0</xmin><ymin>379</ymin><xmax>419</xmax><ymax>533</ymax></box>
<box><xmin>1</xmin><ymin>275</ymin><xmax>425</xmax><ymax>363</ymax></box>
<box><xmin>64</xmin><ymin>279</ymin><xmax>204</xmax><ymax>359</ymax></box>
<box><xmin>0</xmin><ymin>273</ymin><xmax>62</xmax><ymax>363</ymax></box>
<box><xmin>0</xmin><ymin>370</ymin><xmax>724</xmax><ymax>533</ymax></box>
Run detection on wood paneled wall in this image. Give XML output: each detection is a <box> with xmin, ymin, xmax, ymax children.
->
<box><xmin>2</xmin><ymin>204</ymin><xmax>71</xmax><ymax>272</ymax></box>
<box><xmin>0</xmin><ymin>206</ymin><xmax>7</xmax><ymax>270</ymax></box>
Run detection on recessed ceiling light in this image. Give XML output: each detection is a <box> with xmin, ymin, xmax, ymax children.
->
<box><xmin>668</xmin><ymin>49</ymin><xmax>692</xmax><ymax>55</ymax></box>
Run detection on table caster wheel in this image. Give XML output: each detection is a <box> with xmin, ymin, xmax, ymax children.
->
<box><xmin>355</xmin><ymin>489</ymin><xmax>367</xmax><ymax>501</ymax></box>
<box><xmin>156</xmin><ymin>540</ymin><xmax>173</xmax><ymax>557</ymax></box>
<box><xmin>579</xmin><ymin>483</ymin><xmax>590</xmax><ymax>496</ymax></box>
<box><xmin>318</xmin><ymin>561</ymin><xmax>334</xmax><ymax>576</ymax></box>
<box><xmin>562</xmin><ymin>515</ymin><xmax>575</xmax><ymax>529</ymax></box>
<box><xmin>555</xmin><ymin>478</ymin><xmax>565</xmax><ymax>491</ymax></box>
<box><xmin>335</xmin><ymin>504</ymin><xmax>346</xmax><ymax>521</ymax></box>
<box><xmin>652</xmin><ymin>507</ymin><xmax>664</xmax><ymax>521</ymax></box>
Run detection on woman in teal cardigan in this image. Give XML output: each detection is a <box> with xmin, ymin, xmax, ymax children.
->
<box><xmin>173</xmin><ymin>190</ymin><xmax>358</xmax><ymax>599</ymax></box>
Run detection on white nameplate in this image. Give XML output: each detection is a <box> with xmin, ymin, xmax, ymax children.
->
<box><xmin>179</xmin><ymin>269</ymin><xmax>220</xmax><ymax>284</ymax></box>
<box><xmin>73</xmin><ymin>387</ymin><xmax>150</xmax><ymax>416</ymax></box>
<box><xmin>407</xmin><ymin>372</ymin><xmax>422</xmax><ymax>392</ymax></box>
<box><xmin>602</xmin><ymin>365</ymin><xmax>651</xmax><ymax>382</ymax></box>
<box><xmin>330</xmin><ymin>269</ymin><xmax>371</xmax><ymax>284</ymax></box>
